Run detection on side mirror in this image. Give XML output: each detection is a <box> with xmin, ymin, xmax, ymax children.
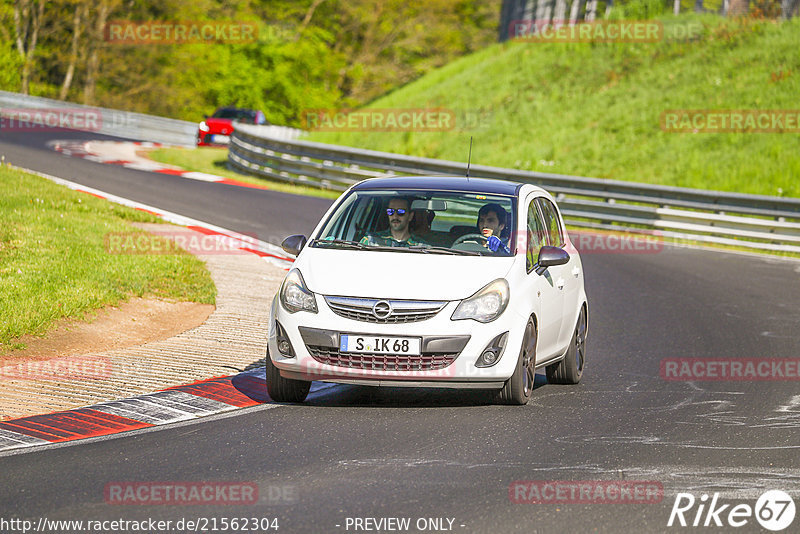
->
<box><xmin>281</xmin><ymin>234</ymin><xmax>307</xmax><ymax>256</ymax></box>
<box><xmin>537</xmin><ymin>246</ymin><xmax>569</xmax><ymax>271</ymax></box>
<box><xmin>203</xmin><ymin>114</ymin><xmax>209</xmax><ymax>119</ymax></box>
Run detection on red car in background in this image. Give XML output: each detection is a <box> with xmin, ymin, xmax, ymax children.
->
<box><xmin>197</xmin><ymin>106</ymin><xmax>268</xmax><ymax>146</ymax></box>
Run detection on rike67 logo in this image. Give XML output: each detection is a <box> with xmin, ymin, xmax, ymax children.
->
<box><xmin>668</xmin><ymin>490</ymin><xmax>796</xmax><ymax>531</ymax></box>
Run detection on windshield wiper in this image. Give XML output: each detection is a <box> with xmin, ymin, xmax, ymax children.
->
<box><xmin>363</xmin><ymin>245</ymin><xmax>419</xmax><ymax>253</ymax></box>
<box><xmin>311</xmin><ymin>239</ymin><xmax>369</xmax><ymax>250</ymax></box>
<box><xmin>345</xmin><ymin>244</ymin><xmax>444</xmax><ymax>254</ymax></box>
<box><xmin>313</xmin><ymin>240</ymin><xmax>481</xmax><ymax>256</ymax></box>
<box><xmin>408</xmin><ymin>245</ymin><xmax>480</xmax><ymax>256</ymax></box>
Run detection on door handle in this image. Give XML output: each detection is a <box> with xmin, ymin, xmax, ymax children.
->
<box><xmin>572</xmin><ymin>266</ymin><xmax>580</xmax><ymax>278</ymax></box>
<box><xmin>556</xmin><ymin>277</ymin><xmax>565</xmax><ymax>290</ymax></box>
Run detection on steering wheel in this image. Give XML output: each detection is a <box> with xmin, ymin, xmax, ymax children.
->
<box><xmin>452</xmin><ymin>233</ymin><xmax>488</xmax><ymax>246</ymax></box>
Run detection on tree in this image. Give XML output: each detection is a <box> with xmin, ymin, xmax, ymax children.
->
<box><xmin>585</xmin><ymin>0</ymin><xmax>598</xmax><ymax>21</ymax></box>
<box><xmin>83</xmin><ymin>0</ymin><xmax>118</xmax><ymax>105</ymax></box>
<box><xmin>13</xmin><ymin>0</ymin><xmax>45</xmax><ymax>94</ymax></box>
<box><xmin>568</xmin><ymin>0</ymin><xmax>582</xmax><ymax>25</ymax></box>
<box><xmin>553</xmin><ymin>0</ymin><xmax>568</xmax><ymax>27</ymax></box>
<box><xmin>59</xmin><ymin>0</ymin><xmax>86</xmax><ymax>99</ymax></box>
<box><xmin>2</xmin><ymin>0</ymin><xmax>503</xmax><ymax>122</ymax></box>
<box><xmin>782</xmin><ymin>0</ymin><xmax>800</xmax><ymax>18</ymax></box>
<box><xmin>728</xmin><ymin>0</ymin><xmax>749</xmax><ymax>14</ymax></box>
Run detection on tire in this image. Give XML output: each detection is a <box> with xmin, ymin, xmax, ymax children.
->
<box><xmin>495</xmin><ymin>319</ymin><xmax>537</xmax><ymax>405</ymax></box>
<box><xmin>265</xmin><ymin>348</ymin><xmax>311</xmax><ymax>403</ymax></box>
<box><xmin>546</xmin><ymin>306</ymin><xmax>586</xmax><ymax>385</ymax></box>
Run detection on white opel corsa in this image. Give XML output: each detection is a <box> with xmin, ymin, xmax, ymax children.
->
<box><xmin>267</xmin><ymin>176</ymin><xmax>588</xmax><ymax>405</ymax></box>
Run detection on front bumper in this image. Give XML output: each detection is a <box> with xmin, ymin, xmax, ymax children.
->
<box><xmin>268</xmin><ymin>296</ymin><xmax>523</xmax><ymax>388</ymax></box>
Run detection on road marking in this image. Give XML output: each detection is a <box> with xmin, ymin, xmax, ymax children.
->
<box><xmin>0</xmin><ymin>370</ymin><xmax>269</xmax><ymax>452</ymax></box>
<box><xmin>47</xmin><ymin>140</ymin><xmax>277</xmax><ymax>191</ymax></box>
<box><xmin>9</xmin><ymin>164</ymin><xmax>294</xmax><ymax>270</ymax></box>
<box><xmin>0</xmin><ymin>429</ymin><xmax>50</xmax><ymax>450</ymax></box>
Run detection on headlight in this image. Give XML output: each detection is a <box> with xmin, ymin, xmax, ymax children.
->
<box><xmin>451</xmin><ymin>279</ymin><xmax>509</xmax><ymax>323</ymax></box>
<box><xmin>279</xmin><ymin>269</ymin><xmax>318</xmax><ymax>314</ymax></box>
<box><xmin>199</xmin><ymin>121</ymin><xmax>209</xmax><ymax>132</ymax></box>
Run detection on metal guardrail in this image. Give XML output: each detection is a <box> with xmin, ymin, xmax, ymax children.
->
<box><xmin>0</xmin><ymin>90</ymin><xmax>198</xmax><ymax>146</ymax></box>
<box><xmin>228</xmin><ymin>123</ymin><xmax>800</xmax><ymax>254</ymax></box>
<box><xmin>0</xmin><ymin>91</ymin><xmax>302</xmax><ymax>146</ymax></box>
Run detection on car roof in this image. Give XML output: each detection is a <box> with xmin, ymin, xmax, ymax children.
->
<box><xmin>214</xmin><ymin>106</ymin><xmax>260</xmax><ymax>114</ymax></box>
<box><xmin>352</xmin><ymin>176</ymin><xmax>525</xmax><ymax>196</ymax></box>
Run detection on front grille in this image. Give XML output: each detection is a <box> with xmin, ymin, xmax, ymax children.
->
<box><xmin>325</xmin><ymin>296</ymin><xmax>446</xmax><ymax>324</ymax></box>
<box><xmin>307</xmin><ymin>346</ymin><xmax>458</xmax><ymax>371</ymax></box>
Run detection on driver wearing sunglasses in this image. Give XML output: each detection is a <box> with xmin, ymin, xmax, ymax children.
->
<box><xmin>359</xmin><ymin>196</ymin><xmax>423</xmax><ymax>247</ymax></box>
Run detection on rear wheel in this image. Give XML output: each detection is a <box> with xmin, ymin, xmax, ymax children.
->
<box><xmin>265</xmin><ymin>348</ymin><xmax>310</xmax><ymax>403</ymax></box>
<box><xmin>546</xmin><ymin>306</ymin><xmax>586</xmax><ymax>385</ymax></box>
<box><xmin>495</xmin><ymin>319</ymin><xmax>536</xmax><ymax>405</ymax></box>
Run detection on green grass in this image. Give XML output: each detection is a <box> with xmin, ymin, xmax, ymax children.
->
<box><xmin>148</xmin><ymin>146</ymin><xmax>341</xmax><ymax>199</ymax></box>
<box><xmin>307</xmin><ymin>14</ymin><xmax>800</xmax><ymax>199</ymax></box>
<box><xmin>0</xmin><ymin>165</ymin><xmax>216</xmax><ymax>352</ymax></box>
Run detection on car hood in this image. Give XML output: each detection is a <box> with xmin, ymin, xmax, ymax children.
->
<box><xmin>205</xmin><ymin>118</ymin><xmax>234</xmax><ymax>130</ymax></box>
<box><xmin>293</xmin><ymin>247</ymin><xmax>516</xmax><ymax>301</ymax></box>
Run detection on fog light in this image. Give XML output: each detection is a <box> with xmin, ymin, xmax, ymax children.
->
<box><xmin>475</xmin><ymin>332</ymin><xmax>508</xmax><ymax>368</ymax></box>
<box><xmin>275</xmin><ymin>322</ymin><xmax>295</xmax><ymax>358</ymax></box>
<box><xmin>481</xmin><ymin>350</ymin><xmax>498</xmax><ymax>365</ymax></box>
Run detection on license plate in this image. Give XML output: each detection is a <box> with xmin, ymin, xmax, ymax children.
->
<box><xmin>340</xmin><ymin>335</ymin><xmax>421</xmax><ymax>355</ymax></box>
<box><xmin>210</xmin><ymin>134</ymin><xmax>230</xmax><ymax>144</ymax></box>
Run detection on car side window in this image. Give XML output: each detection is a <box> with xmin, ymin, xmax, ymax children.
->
<box><xmin>535</xmin><ymin>198</ymin><xmax>565</xmax><ymax>248</ymax></box>
<box><xmin>526</xmin><ymin>200</ymin><xmax>548</xmax><ymax>272</ymax></box>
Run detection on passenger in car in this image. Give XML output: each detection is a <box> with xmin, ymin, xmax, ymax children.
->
<box><xmin>411</xmin><ymin>208</ymin><xmax>434</xmax><ymax>236</ymax></box>
<box><xmin>411</xmin><ymin>208</ymin><xmax>450</xmax><ymax>247</ymax></box>
<box><xmin>359</xmin><ymin>196</ymin><xmax>424</xmax><ymax>247</ymax></box>
<box><xmin>478</xmin><ymin>203</ymin><xmax>511</xmax><ymax>254</ymax></box>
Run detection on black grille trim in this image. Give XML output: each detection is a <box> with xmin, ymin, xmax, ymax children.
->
<box><xmin>307</xmin><ymin>346</ymin><xmax>458</xmax><ymax>371</ymax></box>
<box><xmin>324</xmin><ymin>296</ymin><xmax>446</xmax><ymax>324</ymax></box>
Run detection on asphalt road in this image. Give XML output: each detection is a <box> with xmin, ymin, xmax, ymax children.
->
<box><xmin>1</xmin><ymin>131</ymin><xmax>799</xmax><ymax>534</ymax></box>
<box><xmin>0</xmin><ymin>130</ymin><xmax>332</xmax><ymax>243</ymax></box>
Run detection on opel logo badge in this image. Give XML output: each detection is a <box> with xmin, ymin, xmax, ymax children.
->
<box><xmin>372</xmin><ymin>300</ymin><xmax>393</xmax><ymax>319</ymax></box>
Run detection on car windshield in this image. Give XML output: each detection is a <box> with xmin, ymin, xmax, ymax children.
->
<box><xmin>312</xmin><ymin>189</ymin><xmax>516</xmax><ymax>256</ymax></box>
<box><xmin>212</xmin><ymin>108</ymin><xmax>257</xmax><ymax>122</ymax></box>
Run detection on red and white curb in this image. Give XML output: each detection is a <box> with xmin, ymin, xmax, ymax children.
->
<box><xmin>0</xmin><ymin>369</ymin><xmax>332</xmax><ymax>453</ymax></box>
<box><xmin>0</xmin><ymin>166</ymin><xmax>310</xmax><ymax>454</ymax></box>
<box><xmin>47</xmin><ymin>140</ymin><xmax>271</xmax><ymax>190</ymax></box>
<box><xmin>12</xmin><ymin>164</ymin><xmax>294</xmax><ymax>270</ymax></box>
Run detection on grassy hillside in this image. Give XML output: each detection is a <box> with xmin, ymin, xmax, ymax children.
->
<box><xmin>308</xmin><ymin>14</ymin><xmax>800</xmax><ymax>198</ymax></box>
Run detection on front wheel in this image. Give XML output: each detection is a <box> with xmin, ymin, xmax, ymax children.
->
<box><xmin>546</xmin><ymin>306</ymin><xmax>587</xmax><ymax>385</ymax></box>
<box><xmin>265</xmin><ymin>348</ymin><xmax>310</xmax><ymax>403</ymax></box>
<box><xmin>495</xmin><ymin>319</ymin><xmax>537</xmax><ymax>405</ymax></box>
